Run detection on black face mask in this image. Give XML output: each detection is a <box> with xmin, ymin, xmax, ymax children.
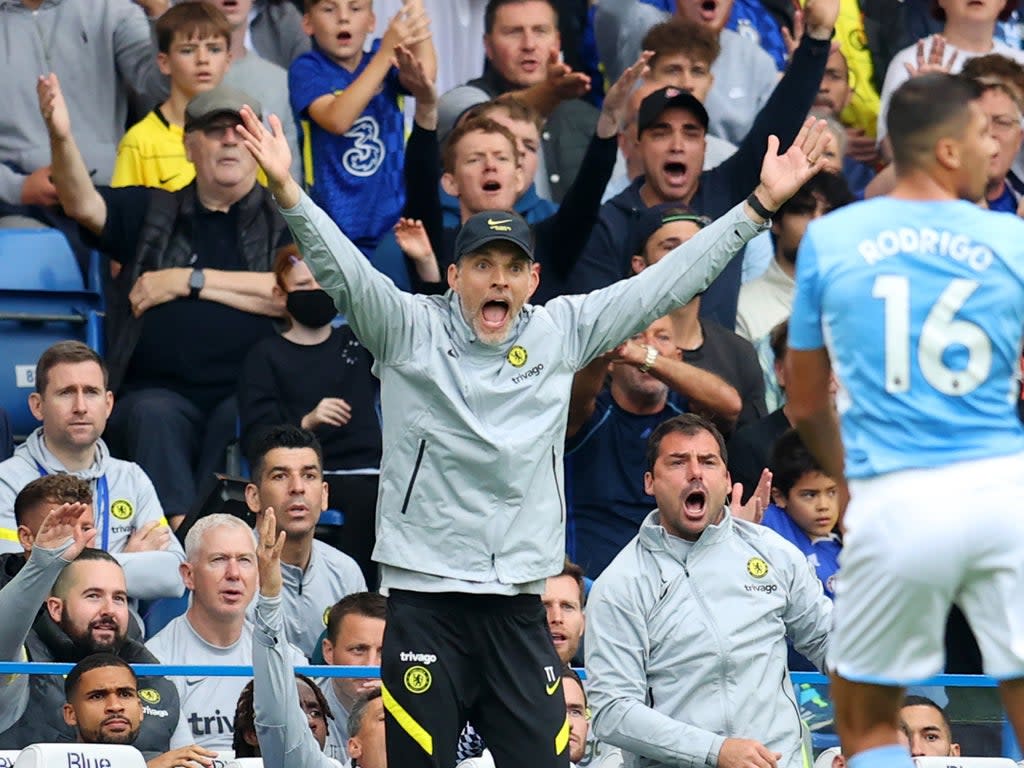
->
<box><xmin>287</xmin><ymin>289</ymin><xmax>336</xmax><ymax>328</ymax></box>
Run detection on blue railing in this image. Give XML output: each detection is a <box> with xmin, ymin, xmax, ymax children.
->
<box><xmin>0</xmin><ymin>664</ymin><xmax>1014</xmax><ymax>758</ymax></box>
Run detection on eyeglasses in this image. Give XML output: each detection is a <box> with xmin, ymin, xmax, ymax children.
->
<box><xmin>200</xmin><ymin>122</ymin><xmax>239</xmax><ymax>140</ymax></box>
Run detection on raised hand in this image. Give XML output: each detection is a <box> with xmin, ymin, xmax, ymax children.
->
<box><xmin>37</xmin><ymin>73</ymin><xmax>71</xmax><ymax>141</ymax></box>
<box><xmin>755</xmin><ymin>117</ymin><xmax>830</xmax><ymax>212</ymax></box>
<box><xmin>381</xmin><ymin>2</ymin><xmax>431</xmax><ymax>56</ymax></box>
<box><xmin>33</xmin><ymin>502</ymin><xmax>97</xmax><ymax>562</ymax></box>
<box><xmin>236</xmin><ymin>107</ymin><xmax>299</xmax><ymax>207</ymax></box>
<box><xmin>731</xmin><ymin>468</ymin><xmax>772</xmax><ymax>524</ymax></box>
<box><xmin>544</xmin><ymin>48</ymin><xmax>592</xmax><ymax>102</ymax></box>
<box><xmin>394</xmin><ymin>218</ymin><xmax>433</xmax><ymax>261</ymax></box>
<box><xmin>904</xmin><ymin>35</ymin><xmax>956</xmax><ymax>79</ymax></box>
<box><xmin>802</xmin><ymin>0</ymin><xmax>839</xmax><ymax>40</ymax></box>
<box><xmin>395</xmin><ymin>44</ymin><xmax>436</xmax><ymax>105</ymax></box>
<box><xmin>597</xmin><ymin>51</ymin><xmax>653</xmax><ymax>138</ymax></box>
<box><xmin>255</xmin><ymin>507</ymin><xmax>286</xmax><ymax>598</ymax></box>
<box><xmin>781</xmin><ymin>5</ymin><xmax>804</xmax><ymax>60</ymax></box>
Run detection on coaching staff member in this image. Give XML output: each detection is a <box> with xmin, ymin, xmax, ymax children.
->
<box><xmin>234</xmin><ymin>99</ymin><xmax>831</xmax><ymax>768</ymax></box>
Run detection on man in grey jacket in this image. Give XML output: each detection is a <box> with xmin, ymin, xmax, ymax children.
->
<box><xmin>0</xmin><ymin>341</ymin><xmax>185</xmax><ymax>602</ymax></box>
<box><xmin>236</xmin><ymin>102</ymin><xmax>831</xmax><ymax>768</ymax></box>
<box><xmin>585</xmin><ymin>414</ymin><xmax>833</xmax><ymax>768</ymax></box>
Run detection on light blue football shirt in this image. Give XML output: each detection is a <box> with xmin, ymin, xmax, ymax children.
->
<box><xmin>789</xmin><ymin>197</ymin><xmax>1024</xmax><ymax>478</ymax></box>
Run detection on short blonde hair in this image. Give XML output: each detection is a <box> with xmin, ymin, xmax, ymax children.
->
<box><xmin>184</xmin><ymin>513</ymin><xmax>256</xmax><ymax>562</ymax></box>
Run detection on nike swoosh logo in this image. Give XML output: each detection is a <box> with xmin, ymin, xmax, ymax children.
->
<box><xmin>159</xmin><ymin>174</ymin><xmax>178</xmax><ymax>185</ymax></box>
<box><xmin>546</xmin><ymin>678</ymin><xmax>561</xmax><ymax>696</ymax></box>
<box><xmin>184</xmin><ymin>678</ymin><xmax>203</xmax><ymax>688</ymax></box>
<box><xmin>487</xmin><ymin>218</ymin><xmax>512</xmax><ymax>226</ymax></box>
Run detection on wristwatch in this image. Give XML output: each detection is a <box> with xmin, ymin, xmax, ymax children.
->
<box><xmin>188</xmin><ymin>268</ymin><xmax>205</xmax><ymax>300</ymax></box>
<box><xmin>638</xmin><ymin>345</ymin><xmax>659</xmax><ymax>373</ymax></box>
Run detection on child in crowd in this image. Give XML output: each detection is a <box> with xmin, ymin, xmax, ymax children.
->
<box><xmin>289</xmin><ymin>0</ymin><xmax>437</xmax><ymax>256</ymax></box>
<box><xmin>764</xmin><ymin>428</ymin><xmax>842</xmax><ymax>600</ymax></box>
<box><xmin>112</xmin><ymin>2</ymin><xmax>231</xmax><ymax>191</ymax></box>
<box><xmin>764</xmin><ymin>428</ymin><xmax>841</xmax><ymax>728</ymax></box>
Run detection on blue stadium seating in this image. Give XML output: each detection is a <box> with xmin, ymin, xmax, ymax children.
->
<box><xmin>0</xmin><ymin>229</ymin><xmax>104</xmax><ymax>438</ymax></box>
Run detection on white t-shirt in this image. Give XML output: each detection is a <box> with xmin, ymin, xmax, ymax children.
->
<box><xmin>147</xmin><ymin>614</ymin><xmax>307</xmax><ymax>752</ymax></box>
<box><xmin>878</xmin><ymin>37</ymin><xmax>1024</xmax><ymax>140</ymax></box>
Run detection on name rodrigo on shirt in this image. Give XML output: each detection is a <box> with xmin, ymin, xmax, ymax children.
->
<box><xmin>858</xmin><ymin>227</ymin><xmax>994</xmax><ymax>272</ymax></box>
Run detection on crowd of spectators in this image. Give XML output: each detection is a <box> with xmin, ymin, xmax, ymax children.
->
<box><xmin>0</xmin><ymin>0</ymin><xmax>1021</xmax><ymax>765</ymax></box>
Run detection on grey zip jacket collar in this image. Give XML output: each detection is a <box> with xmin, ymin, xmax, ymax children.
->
<box><xmin>586</xmin><ymin>510</ymin><xmax>833</xmax><ymax>768</ymax></box>
<box><xmin>280</xmin><ymin>192</ymin><xmax>766</xmax><ymax>589</ymax></box>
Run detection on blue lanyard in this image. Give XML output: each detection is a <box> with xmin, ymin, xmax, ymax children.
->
<box><xmin>34</xmin><ymin>462</ymin><xmax>110</xmax><ymax>552</ymax></box>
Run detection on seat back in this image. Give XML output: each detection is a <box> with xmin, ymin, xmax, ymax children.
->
<box><xmin>12</xmin><ymin>743</ymin><xmax>146</xmax><ymax>768</ymax></box>
<box><xmin>0</xmin><ymin>229</ymin><xmax>83</xmax><ymax>291</ymax></box>
<box><xmin>0</xmin><ymin>230</ymin><xmax>104</xmax><ymax>439</ymax></box>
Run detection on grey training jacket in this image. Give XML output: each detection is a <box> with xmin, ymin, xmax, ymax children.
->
<box><xmin>253</xmin><ymin>593</ymin><xmax>336</xmax><ymax>768</ymax></box>
<box><xmin>586</xmin><ymin>510</ymin><xmax>833</xmax><ymax>768</ymax></box>
<box><xmin>281</xmin><ymin>192</ymin><xmax>766</xmax><ymax>589</ymax></box>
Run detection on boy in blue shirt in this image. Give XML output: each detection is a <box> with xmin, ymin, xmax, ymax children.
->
<box><xmin>289</xmin><ymin>0</ymin><xmax>437</xmax><ymax>256</ymax></box>
<box><xmin>764</xmin><ymin>427</ymin><xmax>840</xmax><ymax>728</ymax></box>
<box><xmin>763</xmin><ymin>428</ymin><xmax>840</xmax><ymax>601</ymax></box>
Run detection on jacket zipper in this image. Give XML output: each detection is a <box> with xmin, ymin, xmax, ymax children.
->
<box><xmin>552</xmin><ymin>447</ymin><xmax>565</xmax><ymax>522</ymax></box>
<box><xmin>683</xmin><ymin>563</ymin><xmax>734</xmax><ymax>734</ymax></box>
<box><xmin>400</xmin><ymin>440</ymin><xmax>426</xmax><ymax>515</ymax></box>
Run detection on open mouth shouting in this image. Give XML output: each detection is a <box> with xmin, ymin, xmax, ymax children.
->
<box><xmin>662</xmin><ymin>161</ymin><xmax>689</xmax><ymax>190</ymax></box>
<box><xmin>480</xmin><ymin>299</ymin><xmax>510</xmax><ymax>333</ymax></box>
<box><xmin>697</xmin><ymin>0</ymin><xmax>720</xmax><ymax>23</ymax></box>
<box><xmin>682</xmin><ymin>484</ymin><xmax>708</xmax><ymax>522</ymax></box>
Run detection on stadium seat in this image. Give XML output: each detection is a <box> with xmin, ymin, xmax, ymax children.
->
<box><xmin>0</xmin><ymin>229</ymin><xmax>104</xmax><ymax>439</ymax></box>
<box><xmin>12</xmin><ymin>743</ymin><xmax>146</xmax><ymax>768</ymax></box>
<box><xmin>0</xmin><ymin>751</ymin><xmax>18</xmax><ymax>768</ymax></box>
<box><xmin>0</xmin><ymin>230</ymin><xmax>83</xmax><ymax>291</ymax></box>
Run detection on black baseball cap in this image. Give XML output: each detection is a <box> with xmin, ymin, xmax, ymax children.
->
<box><xmin>455</xmin><ymin>211</ymin><xmax>535</xmax><ymax>261</ymax></box>
<box><xmin>631</xmin><ymin>204</ymin><xmax>711</xmax><ymax>258</ymax></box>
<box><xmin>185</xmin><ymin>85</ymin><xmax>261</xmax><ymax>133</ymax></box>
<box><xmin>637</xmin><ymin>86</ymin><xmax>710</xmax><ymax>137</ymax></box>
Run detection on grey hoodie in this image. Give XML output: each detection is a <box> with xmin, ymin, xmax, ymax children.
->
<box><xmin>586</xmin><ymin>510</ymin><xmax>832</xmax><ymax>768</ymax></box>
<box><xmin>0</xmin><ymin>0</ymin><xmax>165</xmax><ymax>203</ymax></box>
<box><xmin>0</xmin><ymin>428</ymin><xmax>185</xmax><ymax>600</ymax></box>
<box><xmin>281</xmin><ymin>191</ymin><xmax>766</xmax><ymax>593</ymax></box>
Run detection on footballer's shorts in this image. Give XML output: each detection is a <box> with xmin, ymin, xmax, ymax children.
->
<box><xmin>381</xmin><ymin>589</ymin><xmax>570</xmax><ymax>768</ymax></box>
<box><xmin>828</xmin><ymin>451</ymin><xmax>1024</xmax><ymax>685</ymax></box>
